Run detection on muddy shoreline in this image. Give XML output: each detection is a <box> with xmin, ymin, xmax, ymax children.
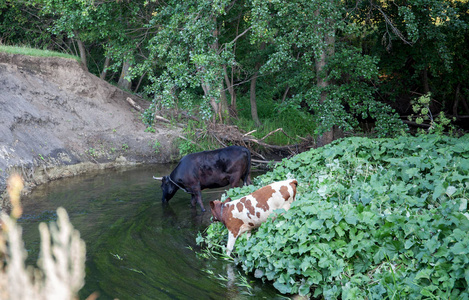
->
<box><xmin>0</xmin><ymin>53</ymin><xmax>179</xmax><ymax>210</ymax></box>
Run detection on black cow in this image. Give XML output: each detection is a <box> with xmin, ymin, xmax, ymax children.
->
<box><xmin>156</xmin><ymin>146</ymin><xmax>252</xmax><ymax>212</ymax></box>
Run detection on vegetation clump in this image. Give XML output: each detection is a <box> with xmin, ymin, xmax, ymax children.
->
<box><xmin>198</xmin><ymin>134</ymin><xmax>469</xmax><ymax>298</ymax></box>
<box><xmin>0</xmin><ymin>45</ymin><xmax>79</xmax><ymax>61</ymax></box>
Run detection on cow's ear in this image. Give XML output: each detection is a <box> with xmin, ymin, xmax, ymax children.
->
<box><xmin>209</xmin><ymin>201</ymin><xmax>215</xmax><ymax>209</ymax></box>
<box><xmin>222</xmin><ymin>197</ymin><xmax>231</xmax><ymax>204</ymax></box>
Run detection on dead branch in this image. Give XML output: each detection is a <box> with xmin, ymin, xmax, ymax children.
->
<box><xmin>259</xmin><ymin>128</ymin><xmax>296</xmax><ymax>142</ymax></box>
<box><xmin>203</xmin><ymin>123</ymin><xmax>312</xmax><ymax>157</ymax></box>
<box><xmin>251</xmin><ymin>159</ymin><xmax>280</xmax><ymax>164</ymax></box>
<box><xmin>126</xmin><ymin>97</ymin><xmax>143</xmax><ymax>112</ymax></box>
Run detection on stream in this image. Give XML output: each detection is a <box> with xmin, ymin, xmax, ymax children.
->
<box><xmin>19</xmin><ymin>165</ymin><xmax>284</xmax><ymax>299</ymax></box>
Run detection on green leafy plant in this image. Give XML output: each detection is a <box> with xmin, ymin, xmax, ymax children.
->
<box><xmin>408</xmin><ymin>93</ymin><xmax>456</xmax><ymax>135</ymax></box>
<box><xmin>176</xmin><ymin>120</ymin><xmax>217</xmax><ymax>157</ymax></box>
<box><xmin>198</xmin><ymin>134</ymin><xmax>469</xmax><ymax>298</ymax></box>
<box><xmin>144</xmin><ymin>126</ymin><xmax>156</xmax><ymax>133</ymax></box>
<box><xmin>88</xmin><ymin>147</ymin><xmax>97</xmax><ymax>157</ymax></box>
<box><xmin>151</xmin><ymin>140</ymin><xmax>161</xmax><ymax>154</ymax></box>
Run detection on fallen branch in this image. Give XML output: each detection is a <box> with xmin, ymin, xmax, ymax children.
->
<box><xmin>154</xmin><ymin>115</ymin><xmax>172</xmax><ymax>124</ymax></box>
<box><xmin>251</xmin><ymin>159</ymin><xmax>280</xmax><ymax>164</ymax></box>
<box><xmin>243</xmin><ymin>129</ymin><xmax>257</xmax><ymax>137</ymax></box>
<box><xmin>259</xmin><ymin>128</ymin><xmax>285</xmax><ymax>141</ymax></box>
<box><xmin>126</xmin><ymin>97</ymin><xmax>142</xmax><ymax>112</ymax></box>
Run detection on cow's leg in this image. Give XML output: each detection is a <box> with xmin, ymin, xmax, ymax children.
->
<box><xmin>244</xmin><ymin>174</ymin><xmax>252</xmax><ymax>186</ymax></box>
<box><xmin>229</xmin><ymin>173</ymin><xmax>243</xmax><ymax>188</ymax></box>
<box><xmin>226</xmin><ymin>226</ymin><xmax>250</xmax><ymax>255</ymax></box>
<box><xmin>226</xmin><ymin>232</ymin><xmax>238</xmax><ymax>256</ymax></box>
<box><xmin>190</xmin><ymin>194</ymin><xmax>197</xmax><ymax>207</ymax></box>
<box><xmin>191</xmin><ymin>190</ymin><xmax>206</xmax><ymax>212</ymax></box>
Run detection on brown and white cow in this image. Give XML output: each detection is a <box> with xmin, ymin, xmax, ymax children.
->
<box><xmin>209</xmin><ymin>179</ymin><xmax>298</xmax><ymax>255</ymax></box>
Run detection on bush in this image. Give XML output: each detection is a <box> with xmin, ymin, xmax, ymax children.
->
<box><xmin>198</xmin><ymin>134</ymin><xmax>469</xmax><ymax>298</ymax></box>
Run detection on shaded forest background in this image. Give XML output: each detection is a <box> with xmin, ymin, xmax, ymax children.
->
<box><xmin>1</xmin><ymin>0</ymin><xmax>468</xmax><ymax>147</ymax></box>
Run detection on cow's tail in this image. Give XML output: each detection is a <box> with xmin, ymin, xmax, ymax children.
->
<box><xmin>243</xmin><ymin>148</ymin><xmax>252</xmax><ymax>186</ymax></box>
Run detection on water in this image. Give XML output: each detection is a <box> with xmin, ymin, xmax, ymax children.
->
<box><xmin>18</xmin><ymin>165</ymin><xmax>284</xmax><ymax>300</ymax></box>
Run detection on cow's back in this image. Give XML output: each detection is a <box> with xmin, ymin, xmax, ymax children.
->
<box><xmin>171</xmin><ymin>146</ymin><xmax>251</xmax><ymax>189</ymax></box>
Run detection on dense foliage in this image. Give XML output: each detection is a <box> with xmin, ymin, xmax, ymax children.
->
<box><xmin>198</xmin><ymin>134</ymin><xmax>469</xmax><ymax>298</ymax></box>
<box><xmin>2</xmin><ymin>0</ymin><xmax>468</xmax><ymax>139</ymax></box>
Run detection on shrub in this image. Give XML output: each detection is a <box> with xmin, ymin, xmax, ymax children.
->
<box><xmin>198</xmin><ymin>134</ymin><xmax>469</xmax><ymax>298</ymax></box>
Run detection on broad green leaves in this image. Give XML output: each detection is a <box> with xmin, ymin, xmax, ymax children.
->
<box><xmin>199</xmin><ymin>135</ymin><xmax>469</xmax><ymax>298</ymax></box>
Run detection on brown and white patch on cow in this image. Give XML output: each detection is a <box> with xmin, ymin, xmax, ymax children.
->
<box><xmin>224</xmin><ymin>205</ymin><xmax>244</xmax><ymax>238</ymax></box>
<box><xmin>279</xmin><ymin>185</ymin><xmax>290</xmax><ymax>200</ymax></box>
<box><xmin>244</xmin><ymin>199</ymin><xmax>256</xmax><ymax>215</ymax></box>
<box><xmin>253</xmin><ymin>186</ymin><xmax>276</xmax><ymax>212</ymax></box>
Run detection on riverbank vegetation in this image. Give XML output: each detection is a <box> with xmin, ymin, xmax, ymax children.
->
<box><xmin>1</xmin><ymin>0</ymin><xmax>468</xmax><ymax>149</ymax></box>
<box><xmin>0</xmin><ymin>45</ymin><xmax>79</xmax><ymax>61</ymax></box>
<box><xmin>198</xmin><ymin>134</ymin><xmax>469</xmax><ymax>298</ymax></box>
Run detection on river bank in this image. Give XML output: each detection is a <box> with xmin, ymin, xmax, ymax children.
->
<box><xmin>0</xmin><ymin>52</ymin><xmax>180</xmax><ymax>210</ymax></box>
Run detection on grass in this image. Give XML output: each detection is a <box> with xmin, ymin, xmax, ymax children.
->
<box><xmin>235</xmin><ymin>115</ymin><xmax>316</xmax><ymax>145</ymax></box>
<box><xmin>0</xmin><ymin>45</ymin><xmax>80</xmax><ymax>61</ymax></box>
<box><xmin>234</xmin><ymin>105</ymin><xmax>317</xmax><ymax>146</ymax></box>
<box><xmin>234</xmin><ymin>95</ymin><xmax>317</xmax><ymax>145</ymax></box>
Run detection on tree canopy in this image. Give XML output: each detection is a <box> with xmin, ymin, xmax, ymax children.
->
<box><xmin>1</xmin><ymin>0</ymin><xmax>468</xmax><ymax>143</ymax></box>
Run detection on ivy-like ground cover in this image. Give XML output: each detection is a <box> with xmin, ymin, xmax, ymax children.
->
<box><xmin>198</xmin><ymin>134</ymin><xmax>469</xmax><ymax>299</ymax></box>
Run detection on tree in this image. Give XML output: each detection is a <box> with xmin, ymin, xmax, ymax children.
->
<box><xmin>0</xmin><ymin>1</ymin><xmax>59</xmax><ymax>49</ymax></box>
<box><xmin>36</xmin><ymin>0</ymin><xmax>161</xmax><ymax>88</ymax></box>
<box><xmin>358</xmin><ymin>0</ymin><xmax>469</xmax><ymax>123</ymax></box>
<box><xmin>136</xmin><ymin>0</ymin><xmax>256</xmax><ymax>123</ymax></box>
<box><xmin>250</xmin><ymin>0</ymin><xmax>406</xmax><ymax>144</ymax></box>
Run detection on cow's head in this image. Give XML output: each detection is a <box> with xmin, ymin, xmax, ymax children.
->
<box><xmin>210</xmin><ymin>198</ymin><xmax>231</xmax><ymax>222</ymax></box>
<box><xmin>161</xmin><ymin>176</ymin><xmax>178</xmax><ymax>203</ymax></box>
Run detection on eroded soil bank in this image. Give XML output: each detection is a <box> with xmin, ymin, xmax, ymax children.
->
<box><xmin>0</xmin><ymin>53</ymin><xmax>180</xmax><ymax>209</ymax></box>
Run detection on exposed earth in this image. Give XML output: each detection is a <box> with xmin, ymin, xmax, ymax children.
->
<box><xmin>0</xmin><ymin>52</ymin><xmax>181</xmax><ymax>209</ymax></box>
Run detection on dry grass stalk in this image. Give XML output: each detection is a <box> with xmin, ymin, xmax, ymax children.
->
<box><xmin>0</xmin><ymin>174</ymin><xmax>86</xmax><ymax>300</ymax></box>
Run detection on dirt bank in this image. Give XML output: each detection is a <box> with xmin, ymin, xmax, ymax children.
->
<box><xmin>0</xmin><ymin>53</ymin><xmax>180</xmax><ymax>209</ymax></box>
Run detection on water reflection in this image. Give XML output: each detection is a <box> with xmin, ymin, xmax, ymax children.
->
<box><xmin>19</xmin><ymin>165</ymin><xmax>283</xmax><ymax>299</ymax></box>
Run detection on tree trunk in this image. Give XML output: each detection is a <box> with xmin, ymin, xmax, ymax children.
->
<box><xmin>314</xmin><ymin>11</ymin><xmax>337</xmax><ymax>147</ymax></box>
<box><xmin>198</xmin><ymin>16</ymin><xmax>227</xmax><ymax>123</ymax></box>
<box><xmin>422</xmin><ymin>67</ymin><xmax>430</xmax><ymax>94</ymax></box>
<box><xmin>201</xmin><ymin>81</ymin><xmax>221</xmax><ymax>122</ymax></box>
<box><xmin>453</xmin><ymin>83</ymin><xmax>461</xmax><ymax>118</ymax></box>
<box><xmin>219</xmin><ymin>79</ymin><xmax>229</xmax><ymax>120</ymax></box>
<box><xmin>100</xmin><ymin>56</ymin><xmax>111</xmax><ymax>80</ymax></box>
<box><xmin>74</xmin><ymin>32</ymin><xmax>88</xmax><ymax>72</ymax></box>
<box><xmin>281</xmin><ymin>85</ymin><xmax>290</xmax><ymax>103</ymax></box>
<box><xmin>118</xmin><ymin>59</ymin><xmax>132</xmax><ymax>90</ymax></box>
<box><xmin>249</xmin><ymin>42</ymin><xmax>265</xmax><ymax>127</ymax></box>
<box><xmin>250</xmin><ymin>69</ymin><xmax>262</xmax><ymax>127</ymax></box>
<box><xmin>223</xmin><ymin>65</ymin><xmax>237</xmax><ymax>117</ymax></box>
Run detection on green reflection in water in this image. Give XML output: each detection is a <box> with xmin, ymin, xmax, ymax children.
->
<box><xmin>19</xmin><ymin>166</ymin><xmax>283</xmax><ymax>300</ymax></box>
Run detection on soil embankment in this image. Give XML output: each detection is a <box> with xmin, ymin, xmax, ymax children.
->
<box><xmin>0</xmin><ymin>53</ymin><xmax>180</xmax><ymax>208</ymax></box>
